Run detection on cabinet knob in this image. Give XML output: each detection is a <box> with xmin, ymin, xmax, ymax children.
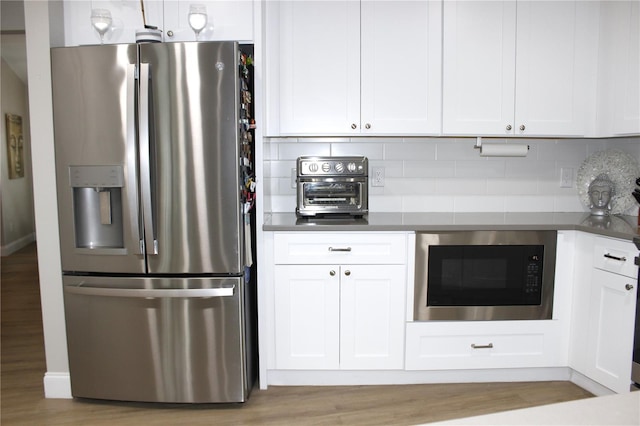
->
<box><xmin>344</xmin><ymin>270</ymin><xmax>351</xmax><ymax>276</ymax></box>
<box><xmin>351</xmin><ymin>123</ymin><xmax>357</xmax><ymax>130</ymax></box>
<box><xmin>330</xmin><ymin>270</ymin><xmax>336</xmax><ymax>276</ymax></box>
<box><xmin>625</xmin><ymin>284</ymin><xmax>634</xmax><ymax>291</ymax></box>
<box><xmin>519</xmin><ymin>125</ymin><xmax>526</xmax><ymax>131</ymax></box>
<box><xmin>365</xmin><ymin>123</ymin><xmax>371</xmax><ymax>129</ymax></box>
<box><xmin>167</xmin><ymin>30</ymin><xmax>174</xmax><ymax>38</ymax></box>
<box><xmin>506</xmin><ymin>124</ymin><xmax>512</xmax><ymax>131</ymax></box>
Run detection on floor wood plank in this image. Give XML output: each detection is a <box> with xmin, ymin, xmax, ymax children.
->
<box><xmin>1</xmin><ymin>243</ymin><xmax>593</xmax><ymax>425</ymax></box>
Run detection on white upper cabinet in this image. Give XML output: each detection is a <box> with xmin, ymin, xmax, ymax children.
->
<box><xmin>61</xmin><ymin>1</ymin><xmax>254</xmax><ymax>46</ymax></box>
<box><xmin>163</xmin><ymin>1</ymin><xmax>254</xmax><ymax>43</ymax></box>
<box><xmin>269</xmin><ymin>0</ymin><xmax>442</xmax><ymax>136</ymax></box>
<box><xmin>359</xmin><ymin>1</ymin><xmax>442</xmax><ymax>135</ymax></box>
<box><xmin>442</xmin><ymin>1</ymin><xmax>597</xmax><ymax>137</ymax></box>
<box><xmin>442</xmin><ymin>1</ymin><xmax>516</xmax><ymax>136</ymax></box>
<box><xmin>275</xmin><ymin>0</ymin><xmax>361</xmax><ymax>135</ymax></box>
<box><xmin>595</xmin><ymin>1</ymin><xmax>640</xmax><ymax>136</ymax></box>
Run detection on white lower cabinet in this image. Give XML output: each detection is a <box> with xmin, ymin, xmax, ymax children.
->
<box><xmin>274</xmin><ymin>264</ymin><xmax>405</xmax><ymax>370</ymax></box>
<box><xmin>570</xmin><ymin>234</ymin><xmax>638</xmax><ymax>393</ymax></box>
<box><xmin>405</xmin><ymin>320</ymin><xmax>566</xmax><ymax>370</ymax></box>
<box><xmin>272</xmin><ymin>233</ymin><xmax>407</xmax><ymax>370</ymax></box>
<box><xmin>585</xmin><ymin>268</ymin><xmax>637</xmax><ymax>393</ymax></box>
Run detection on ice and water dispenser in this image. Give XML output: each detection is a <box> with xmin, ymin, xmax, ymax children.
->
<box><xmin>69</xmin><ymin>165</ymin><xmax>125</xmax><ymax>250</ymax></box>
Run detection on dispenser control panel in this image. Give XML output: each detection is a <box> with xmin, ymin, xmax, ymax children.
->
<box><xmin>69</xmin><ymin>165</ymin><xmax>124</xmax><ymax>188</ymax></box>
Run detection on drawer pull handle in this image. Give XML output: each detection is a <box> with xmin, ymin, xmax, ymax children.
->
<box><xmin>626</xmin><ymin>284</ymin><xmax>634</xmax><ymax>291</ymax></box>
<box><xmin>328</xmin><ymin>247</ymin><xmax>352</xmax><ymax>252</ymax></box>
<box><xmin>604</xmin><ymin>253</ymin><xmax>627</xmax><ymax>262</ymax></box>
<box><xmin>471</xmin><ymin>343</ymin><xmax>494</xmax><ymax>349</ymax></box>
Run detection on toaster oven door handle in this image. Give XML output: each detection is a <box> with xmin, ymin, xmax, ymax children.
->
<box><xmin>329</xmin><ymin>247</ymin><xmax>352</xmax><ymax>252</ymax></box>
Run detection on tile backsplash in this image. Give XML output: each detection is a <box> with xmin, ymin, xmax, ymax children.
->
<box><xmin>263</xmin><ymin>136</ymin><xmax>640</xmax><ymax>215</ymax></box>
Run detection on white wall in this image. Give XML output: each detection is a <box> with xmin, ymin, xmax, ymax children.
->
<box><xmin>1</xmin><ymin>57</ymin><xmax>35</xmax><ymax>255</ymax></box>
<box><xmin>24</xmin><ymin>0</ymin><xmax>70</xmax><ymax>398</ymax></box>
<box><xmin>264</xmin><ymin>136</ymin><xmax>640</xmax><ymax>215</ymax></box>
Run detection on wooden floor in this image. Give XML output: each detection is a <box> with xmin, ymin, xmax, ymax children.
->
<box><xmin>1</xmin><ymin>243</ymin><xmax>594</xmax><ymax>425</ymax></box>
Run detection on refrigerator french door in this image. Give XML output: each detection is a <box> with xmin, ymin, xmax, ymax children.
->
<box><xmin>50</xmin><ymin>42</ymin><xmax>257</xmax><ymax>403</ymax></box>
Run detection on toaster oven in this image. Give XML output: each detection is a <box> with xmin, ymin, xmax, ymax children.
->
<box><xmin>296</xmin><ymin>156</ymin><xmax>368</xmax><ymax>217</ymax></box>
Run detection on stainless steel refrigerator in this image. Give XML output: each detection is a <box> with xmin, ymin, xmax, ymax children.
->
<box><xmin>50</xmin><ymin>41</ymin><xmax>257</xmax><ymax>403</ymax></box>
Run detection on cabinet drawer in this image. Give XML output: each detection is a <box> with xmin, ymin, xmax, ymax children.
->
<box><xmin>592</xmin><ymin>237</ymin><xmax>637</xmax><ymax>278</ymax></box>
<box><xmin>273</xmin><ymin>233</ymin><xmax>407</xmax><ymax>265</ymax></box>
<box><xmin>405</xmin><ymin>321</ymin><xmax>564</xmax><ymax>370</ymax></box>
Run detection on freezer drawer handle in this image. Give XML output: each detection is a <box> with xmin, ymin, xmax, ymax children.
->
<box><xmin>65</xmin><ymin>285</ymin><xmax>235</xmax><ymax>298</ymax></box>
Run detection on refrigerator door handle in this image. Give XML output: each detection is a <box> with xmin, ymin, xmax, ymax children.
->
<box><xmin>127</xmin><ymin>64</ymin><xmax>143</xmax><ymax>255</ymax></box>
<box><xmin>65</xmin><ymin>284</ymin><xmax>236</xmax><ymax>298</ymax></box>
<box><xmin>138</xmin><ymin>63</ymin><xmax>158</xmax><ymax>255</ymax></box>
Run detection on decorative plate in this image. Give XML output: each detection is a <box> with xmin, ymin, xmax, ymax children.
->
<box><xmin>576</xmin><ymin>149</ymin><xmax>639</xmax><ymax>215</ymax></box>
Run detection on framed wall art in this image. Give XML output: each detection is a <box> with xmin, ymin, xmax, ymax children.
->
<box><xmin>5</xmin><ymin>113</ymin><xmax>24</xmax><ymax>179</ymax></box>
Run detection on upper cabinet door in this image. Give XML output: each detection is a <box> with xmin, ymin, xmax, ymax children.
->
<box><xmin>273</xmin><ymin>0</ymin><xmax>441</xmax><ymax>136</ymax></box>
<box><xmin>600</xmin><ymin>1</ymin><xmax>640</xmax><ymax>136</ymax></box>
<box><xmin>162</xmin><ymin>1</ymin><xmax>254</xmax><ymax>43</ymax></box>
<box><xmin>514</xmin><ymin>1</ymin><xmax>594</xmax><ymax>137</ymax></box>
<box><xmin>63</xmin><ymin>0</ymin><xmax>163</xmax><ymax>46</ymax></box>
<box><xmin>442</xmin><ymin>1</ymin><xmax>517</xmax><ymax>136</ymax></box>
<box><xmin>612</xmin><ymin>2</ymin><xmax>640</xmax><ymax>135</ymax></box>
<box><xmin>278</xmin><ymin>0</ymin><xmax>361</xmax><ymax>135</ymax></box>
<box><xmin>360</xmin><ymin>0</ymin><xmax>442</xmax><ymax>135</ymax></box>
<box><xmin>442</xmin><ymin>0</ymin><xmax>597</xmax><ymax>137</ymax></box>
<box><xmin>61</xmin><ymin>0</ymin><xmax>253</xmax><ymax>46</ymax></box>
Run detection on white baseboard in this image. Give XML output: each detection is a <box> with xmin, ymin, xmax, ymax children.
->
<box><xmin>569</xmin><ymin>370</ymin><xmax>615</xmax><ymax>397</ymax></box>
<box><xmin>43</xmin><ymin>372</ymin><xmax>72</xmax><ymax>399</ymax></box>
<box><xmin>1</xmin><ymin>233</ymin><xmax>36</xmax><ymax>256</ymax></box>
<box><xmin>267</xmin><ymin>367</ymin><xmax>572</xmax><ymax>387</ymax></box>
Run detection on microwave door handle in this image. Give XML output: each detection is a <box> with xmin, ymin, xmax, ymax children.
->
<box><xmin>126</xmin><ymin>64</ymin><xmax>143</xmax><ymax>255</ymax></box>
<box><xmin>138</xmin><ymin>63</ymin><xmax>158</xmax><ymax>255</ymax></box>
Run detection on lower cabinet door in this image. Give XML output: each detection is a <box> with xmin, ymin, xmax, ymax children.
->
<box><xmin>274</xmin><ymin>264</ymin><xmax>406</xmax><ymax>370</ymax></box>
<box><xmin>340</xmin><ymin>265</ymin><xmax>406</xmax><ymax>370</ymax></box>
<box><xmin>274</xmin><ymin>265</ymin><xmax>341</xmax><ymax>369</ymax></box>
<box><xmin>586</xmin><ymin>268</ymin><xmax>637</xmax><ymax>393</ymax></box>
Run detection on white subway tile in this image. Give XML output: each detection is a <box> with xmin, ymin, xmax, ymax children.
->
<box><xmin>384</xmin><ymin>178</ymin><xmax>437</xmax><ymax>195</ymax></box>
<box><xmin>454</xmin><ymin>196</ymin><xmax>506</xmax><ymax>212</ymax></box>
<box><xmin>487</xmin><ymin>178</ymin><xmax>538</xmax><ymax>195</ymax></box>
<box><xmin>405</xmin><ymin>160</ymin><xmax>455</xmax><ymax>178</ymax></box>
<box><xmin>436</xmin><ymin>178</ymin><xmax>486</xmax><ymax>195</ymax></box>
<box><xmin>436</xmin><ymin>140</ymin><xmax>479</xmax><ymax>161</ymax></box>
<box><xmin>277</xmin><ymin>177</ymin><xmax>296</xmax><ymax>196</ymax></box>
<box><xmin>330</xmin><ymin>142</ymin><xmax>384</xmax><ymax>159</ymax></box>
<box><xmin>554</xmin><ymin>196</ymin><xmax>585</xmax><ymax>212</ymax></box>
<box><xmin>368</xmin><ymin>160</ymin><xmax>403</xmax><ymax>178</ymax></box>
<box><xmin>400</xmin><ymin>195</ymin><xmax>455</xmax><ymax>212</ymax></box>
<box><xmin>270</xmin><ymin>195</ymin><xmax>297</xmax><ymax>213</ymax></box>
<box><xmin>270</xmin><ymin>160</ymin><xmax>297</xmax><ymax>177</ymax></box>
<box><xmin>455</xmin><ymin>160</ymin><xmax>506</xmax><ymax>178</ymax></box>
<box><xmin>385</xmin><ymin>142</ymin><xmax>436</xmax><ymax>160</ymax></box>
<box><xmin>505</xmin><ymin>160</ymin><xmax>554</xmax><ymax>178</ymax></box>
<box><xmin>505</xmin><ymin>196</ymin><xmax>555</xmax><ymax>212</ymax></box>
<box><xmin>369</xmin><ymin>195</ymin><xmax>404</xmax><ymax>212</ymax></box>
<box><xmin>278</xmin><ymin>142</ymin><xmax>331</xmax><ymax>160</ymax></box>
<box><xmin>537</xmin><ymin>140</ymin><xmax>589</xmax><ymax>161</ymax></box>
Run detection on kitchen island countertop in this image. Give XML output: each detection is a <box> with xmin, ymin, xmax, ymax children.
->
<box><xmin>264</xmin><ymin>212</ymin><xmax>640</xmax><ymax>241</ymax></box>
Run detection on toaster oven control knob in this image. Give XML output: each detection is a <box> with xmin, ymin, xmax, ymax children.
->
<box><xmin>347</xmin><ymin>162</ymin><xmax>356</xmax><ymax>172</ymax></box>
<box><xmin>308</xmin><ymin>163</ymin><xmax>319</xmax><ymax>173</ymax></box>
<box><xmin>322</xmin><ymin>163</ymin><xmax>331</xmax><ymax>173</ymax></box>
<box><xmin>335</xmin><ymin>162</ymin><xmax>345</xmax><ymax>173</ymax></box>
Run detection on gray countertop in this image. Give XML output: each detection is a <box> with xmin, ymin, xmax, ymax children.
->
<box><xmin>263</xmin><ymin>212</ymin><xmax>640</xmax><ymax>241</ymax></box>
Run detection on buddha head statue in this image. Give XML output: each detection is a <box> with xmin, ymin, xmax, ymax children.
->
<box><xmin>588</xmin><ymin>173</ymin><xmax>615</xmax><ymax>216</ymax></box>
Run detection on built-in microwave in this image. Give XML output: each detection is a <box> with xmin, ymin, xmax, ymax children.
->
<box><xmin>414</xmin><ymin>230</ymin><xmax>557</xmax><ymax>321</ymax></box>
